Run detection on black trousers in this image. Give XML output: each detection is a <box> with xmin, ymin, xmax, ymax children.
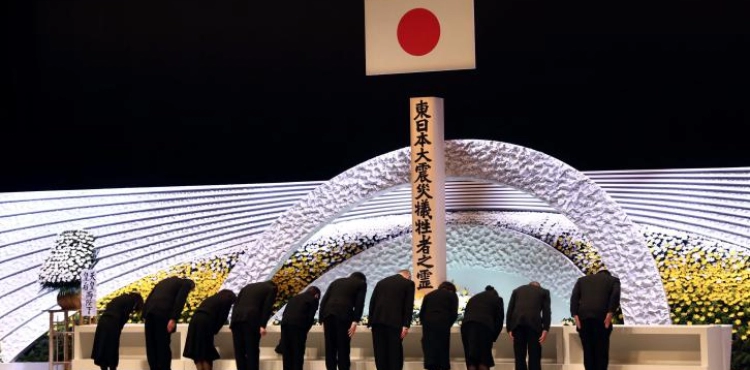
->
<box><xmin>231</xmin><ymin>321</ymin><xmax>262</xmax><ymax>370</ymax></box>
<box><xmin>371</xmin><ymin>324</ymin><xmax>403</xmax><ymax>370</ymax></box>
<box><xmin>281</xmin><ymin>324</ymin><xmax>309</xmax><ymax>370</ymax></box>
<box><xmin>323</xmin><ymin>316</ymin><xmax>353</xmax><ymax>370</ymax></box>
<box><xmin>144</xmin><ymin>314</ymin><xmax>172</xmax><ymax>370</ymax></box>
<box><xmin>512</xmin><ymin>325</ymin><xmax>542</xmax><ymax>370</ymax></box>
<box><xmin>579</xmin><ymin>318</ymin><xmax>613</xmax><ymax>370</ymax></box>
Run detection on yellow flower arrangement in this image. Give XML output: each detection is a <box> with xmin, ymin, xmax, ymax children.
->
<box><xmin>650</xmin><ymin>234</ymin><xmax>749</xmax><ymax>370</ymax></box>
<box><xmin>269</xmin><ymin>239</ymin><xmax>375</xmax><ymax>311</ymax></box>
<box><xmin>552</xmin><ymin>234</ymin><xmax>602</xmax><ymax>274</ymax></box>
<box><xmin>98</xmin><ymin>253</ymin><xmax>240</xmax><ymax>323</ymax></box>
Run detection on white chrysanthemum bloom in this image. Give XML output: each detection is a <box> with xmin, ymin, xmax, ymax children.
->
<box><xmin>38</xmin><ymin>230</ymin><xmax>97</xmax><ymax>289</ymax></box>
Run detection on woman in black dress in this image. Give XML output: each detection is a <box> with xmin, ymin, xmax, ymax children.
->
<box><xmin>460</xmin><ymin>286</ymin><xmax>504</xmax><ymax>370</ymax></box>
<box><xmin>420</xmin><ymin>281</ymin><xmax>458</xmax><ymax>370</ymax></box>
<box><xmin>91</xmin><ymin>292</ymin><xmax>144</xmax><ymax>370</ymax></box>
<box><xmin>183</xmin><ymin>289</ymin><xmax>237</xmax><ymax>370</ymax></box>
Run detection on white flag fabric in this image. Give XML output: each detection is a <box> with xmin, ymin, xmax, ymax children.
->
<box><xmin>365</xmin><ymin>0</ymin><xmax>475</xmax><ymax>76</ymax></box>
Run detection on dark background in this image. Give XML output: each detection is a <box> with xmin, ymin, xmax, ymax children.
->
<box><xmin>6</xmin><ymin>0</ymin><xmax>750</xmax><ymax>192</ymax></box>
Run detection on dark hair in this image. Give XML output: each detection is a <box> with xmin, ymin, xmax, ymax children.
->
<box><xmin>438</xmin><ymin>281</ymin><xmax>457</xmax><ymax>293</ymax></box>
<box><xmin>128</xmin><ymin>292</ymin><xmax>145</xmax><ymax>312</ymax></box>
<box><xmin>217</xmin><ymin>289</ymin><xmax>237</xmax><ymax>302</ymax></box>
<box><xmin>485</xmin><ymin>285</ymin><xmax>495</xmax><ymax>291</ymax></box>
<box><xmin>185</xmin><ymin>279</ymin><xmax>196</xmax><ymax>290</ymax></box>
<box><xmin>306</xmin><ymin>286</ymin><xmax>321</xmax><ymax>297</ymax></box>
<box><xmin>349</xmin><ymin>271</ymin><xmax>366</xmax><ymax>283</ymax></box>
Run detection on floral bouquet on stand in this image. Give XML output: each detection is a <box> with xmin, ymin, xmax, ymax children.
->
<box><xmin>455</xmin><ymin>285</ymin><xmax>471</xmax><ymax>325</ymax></box>
<box><xmin>38</xmin><ymin>230</ymin><xmax>98</xmax><ymax>309</ymax></box>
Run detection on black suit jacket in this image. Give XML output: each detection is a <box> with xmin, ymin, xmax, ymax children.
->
<box><xmin>281</xmin><ymin>290</ymin><xmax>320</xmax><ymax>330</ymax></box>
<box><xmin>195</xmin><ymin>292</ymin><xmax>235</xmax><ymax>334</ymax></box>
<box><xmin>368</xmin><ymin>274</ymin><xmax>415</xmax><ymax>329</ymax></box>
<box><xmin>101</xmin><ymin>293</ymin><xmax>139</xmax><ymax>329</ymax></box>
<box><xmin>231</xmin><ymin>281</ymin><xmax>277</xmax><ymax>328</ymax></box>
<box><xmin>143</xmin><ymin>277</ymin><xmax>193</xmax><ymax>321</ymax></box>
<box><xmin>506</xmin><ymin>284</ymin><xmax>551</xmax><ymax>333</ymax></box>
<box><xmin>419</xmin><ymin>288</ymin><xmax>458</xmax><ymax>327</ymax></box>
<box><xmin>570</xmin><ymin>270</ymin><xmax>621</xmax><ymax>320</ymax></box>
<box><xmin>319</xmin><ymin>276</ymin><xmax>367</xmax><ymax>323</ymax></box>
<box><xmin>462</xmin><ymin>290</ymin><xmax>504</xmax><ymax>341</ymax></box>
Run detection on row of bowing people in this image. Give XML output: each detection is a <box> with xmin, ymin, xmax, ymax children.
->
<box><xmin>90</xmin><ymin>268</ymin><xmax>616</xmax><ymax>370</ymax></box>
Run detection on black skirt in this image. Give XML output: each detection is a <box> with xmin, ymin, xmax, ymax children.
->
<box><xmin>183</xmin><ymin>311</ymin><xmax>220</xmax><ymax>362</ymax></box>
<box><xmin>460</xmin><ymin>321</ymin><xmax>495</xmax><ymax>367</ymax></box>
<box><xmin>91</xmin><ymin>316</ymin><xmax>123</xmax><ymax>367</ymax></box>
<box><xmin>422</xmin><ymin>322</ymin><xmax>453</xmax><ymax>370</ymax></box>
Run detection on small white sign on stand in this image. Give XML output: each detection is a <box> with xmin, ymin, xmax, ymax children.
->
<box><xmin>81</xmin><ymin>269</ymin><xmax>97</xmax><ymax>319</ymax></box>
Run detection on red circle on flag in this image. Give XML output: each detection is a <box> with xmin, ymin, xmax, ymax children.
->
<box><xmin>397</xmin><ymin>8</ymin><xmax>441</xmax><ymax>56</ymax></box>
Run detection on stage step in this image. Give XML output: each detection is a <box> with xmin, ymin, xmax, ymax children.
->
<box><xmin>204</xmin><ymin>360</ymin><xmax>563</xmax><ymax>370</ymax></box>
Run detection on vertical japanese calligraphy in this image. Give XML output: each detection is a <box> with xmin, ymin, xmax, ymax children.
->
<box><xmin>81</xmin><ymin>269</ymin><xmax>97</xmax><ymax>317</ymax></box>
<box><xmin>409</xmin><ymin>97</ymin><xmax>446</xmax><ymax>298</ymax></box>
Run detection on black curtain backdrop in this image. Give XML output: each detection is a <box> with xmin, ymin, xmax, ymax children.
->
<box><xmin>6</xmin><ymin>0</ymin><xmax>750</xmax><ymax>192</ymax></box>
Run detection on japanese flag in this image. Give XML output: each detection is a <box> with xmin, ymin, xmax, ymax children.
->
<box><xmin>365</xmin><ymin>0</ymin><xmax>475</xmax><ymax>76</ymax></box>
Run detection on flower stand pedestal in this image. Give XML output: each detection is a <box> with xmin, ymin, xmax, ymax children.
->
<box><xmin>47</xmin><ymin>309</ymin><xmax>78</xmax><ymax>370</ymax></box>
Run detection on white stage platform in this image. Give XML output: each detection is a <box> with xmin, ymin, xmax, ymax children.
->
<box><xmin>62</xmin><ymin>324</ymin><xmax>732</xmax><ymax>370</ymax></box>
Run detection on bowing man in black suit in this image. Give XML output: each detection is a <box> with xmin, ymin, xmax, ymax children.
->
<box><xmin>91</xmin><ymin>292</ymin><xmax>144</xmax><ymax>370</ymax></box>
<box><xmin>230</xmin><ymin>280</ymin><xmax>278</xmax><ymax>370</ymax></box>
<box><xmin>368</xmin><ymin>269</ymin><xmax>416</xmax><ymax>370</ymax></box>
<box><xmin>183</xmin><ymin>289</ymin><xmax>237</xmax><ymax>370</ymax></box>
<box><xmin>280</xmin><ymin>286</ymin><xmax>321</xmax><ymax>370</ymax></box>
<box><xmin>461</xmin><ymin>285</ymin><xmax>504</xmax><ymax>370</ymax></box>
<box><xmin>319</xmin><ymin>271</ymin><xmax>367</xmax><ymax>370</ymax></box>
<box><xmin>506</xmin><ymin>282</ymin><xmax>551</xmax><ymax>370</ymax></box>
<box><xmin>570</xmin><ymin>267</ymin><xmax>621</xmax><ymax>370</ymax></box>
<box><xmin>143</xmin><ymin>277</ymin><xmax>195</xmax><ymax>370</ymax></box>
<box><xmin>419</xmin><ymin>281</ymin><xmax>458</xmax><ymax>370</ymax></box>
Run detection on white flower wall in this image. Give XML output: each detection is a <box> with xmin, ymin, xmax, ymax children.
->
<box><xmin>224</xmin><ymin>140</ymin><xmax>669</xmax><ymax>325</ymax></box>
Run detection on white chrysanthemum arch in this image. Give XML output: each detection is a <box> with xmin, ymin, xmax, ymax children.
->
<box><xmin>223</xmin><ymin>139</ymin><xmax>670</xmax><ymax>324</ymax></box>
